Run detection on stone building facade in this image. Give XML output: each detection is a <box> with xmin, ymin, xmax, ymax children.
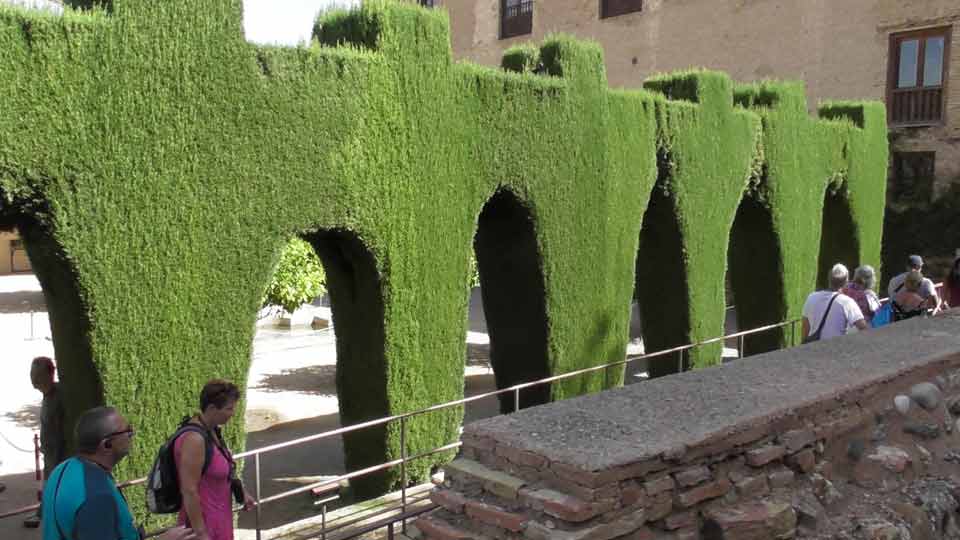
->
<box><xmin>441</xmin><ymin>0</ymin><xmax>960</xmax><ymax>209</ymax></box>
<box><xmin>0</xmin><ymin>230</ymin><xmax>31</xmax><ymax>274</ymax></box>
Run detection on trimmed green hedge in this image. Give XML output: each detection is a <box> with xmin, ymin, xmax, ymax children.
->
<box><xmin>0</xmin><ymin>0</ymin><xmax>885</xmax><ymax>520</ymax></box>
<box><xmin>728</xmin><ymin>83</ymin><xmax>887</xmax><ymax>354</ymax></box>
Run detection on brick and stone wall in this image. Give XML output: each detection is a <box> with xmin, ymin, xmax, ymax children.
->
<box><xmin>416</xmin><ymin>310</ymin><xmax>960</xmax><ymax>539</ymax></box>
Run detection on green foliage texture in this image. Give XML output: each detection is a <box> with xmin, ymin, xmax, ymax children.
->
<box><xmin>0</xmin><ymin>0</ymin><xmax>886</xmax><ymax>519</ymax></box>
<box><xmin>263</xmin><ymin>237</ymin><xmax>327</xmax><ymax>314</ymax></box>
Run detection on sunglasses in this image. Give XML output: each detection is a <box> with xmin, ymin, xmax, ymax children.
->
<box><xmin>103</xmin><ymin>427</ymin><xmax>136</xmax><ymax>441</ymax></box>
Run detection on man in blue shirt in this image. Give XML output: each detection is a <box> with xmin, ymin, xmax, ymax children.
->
<box><xmin>41</xmin><ymin>406</ymin><xmax>196</xmax><ymax>540</ymax></box>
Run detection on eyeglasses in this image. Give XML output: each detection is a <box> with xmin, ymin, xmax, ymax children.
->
<box><xmin>103</xmin><ymin>427</ymin><xmax>135</xmax><ymax>441</ymax></box>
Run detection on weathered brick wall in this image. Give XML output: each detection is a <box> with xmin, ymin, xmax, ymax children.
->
<box><xmin>416</xmin><ymin>310</ymin><xmax>960</xmax><ymax>539</ymax></box>
<box><xmin>442</xmin><ymin>0</ymin><xmax>960</xmax><ymax>193</ymax></box>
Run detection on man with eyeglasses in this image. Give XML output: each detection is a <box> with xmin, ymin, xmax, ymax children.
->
<box><xmin>41</xmin><ymin>406</ymin><xmax>196</xmax><ymax>540</ymax></box>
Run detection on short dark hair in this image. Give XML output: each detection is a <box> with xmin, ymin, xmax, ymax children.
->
<box><xmin>75</xmin><ymin>406</ymin><xmax>119</xmax><ymax>453</ymax></box>
<box><xmin>200</xmin><ymin>379</ymin><xmax>241</xmax><ymax>412</ymax></box>
<box><xmin>31</xmin><ymin>356</ymin><xmax>55</xmax><ymax>377</ymax></box>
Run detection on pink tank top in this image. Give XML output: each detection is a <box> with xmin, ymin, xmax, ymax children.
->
<box><xmin>174</xmin><ymin>430</ymin><xmax>234</xmax><ymax>540</ymax></box>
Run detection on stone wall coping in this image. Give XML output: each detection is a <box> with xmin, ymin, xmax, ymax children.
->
<box><xmin>464</xmin><ymin>310</ymin><xmax>960</xmax><ymax>473</ymax></box>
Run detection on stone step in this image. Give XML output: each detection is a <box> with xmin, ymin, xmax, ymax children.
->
<box><xmin>444</xmin><ymin>458</ymin><xmax>527</xmax><ymax>502</ymax></box>
<box><xmin>414</xmin><ymin>515</ymin><xmax>484</xmax><ymax>540</ymax></box>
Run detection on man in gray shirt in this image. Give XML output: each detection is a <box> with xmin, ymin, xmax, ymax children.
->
<box><xmin>887</xmin><ymin>255</ymin><xmax>939</xmax><ymax>307</ymax></box>
<box><xmin>24</xmin><ymin>356</ymin><xmax>66</xmax><ymax>528</ymax></box>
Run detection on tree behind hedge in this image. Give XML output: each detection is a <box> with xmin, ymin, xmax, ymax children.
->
<box><xmin>263</xmin><ymin>237</ymin><xmax>327</xmax><ymax>314</ymax></box>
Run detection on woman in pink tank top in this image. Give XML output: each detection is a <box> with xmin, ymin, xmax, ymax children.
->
<box><xmin>175</xmin><ymin>380</ymin><xmax>255</xmax><ymax>540</ymax></box>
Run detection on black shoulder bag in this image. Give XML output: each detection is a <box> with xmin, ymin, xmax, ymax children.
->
<box><xmin>803</xmin><ymin>293</ymin><xmax>838</xmax><ymax>344</ymax></box>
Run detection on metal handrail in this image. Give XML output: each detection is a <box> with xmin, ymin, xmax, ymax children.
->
<box><xmin>0</xmin><ymin>315</ymin><xmax>797</xmax><ymax>531</ymax></box>
<box><xmin>11</xmin><ymin>281</ymin><xmax>944</xmax><ymax>534</ymax></box>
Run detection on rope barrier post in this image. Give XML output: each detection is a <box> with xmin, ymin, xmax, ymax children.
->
<box><xmin>255</xmin><ymin>452</ymin><xmax>262</xmax><ymax>540</ymax></box>
<box><xmin>514</xmin><ymin>387</ymin><xmax>520</xmax><ymax>413</ymax></box>
<box><xmin>400</xmin><ymin>416</ymin><xmax>408</xmax><ymax>535</ymax></box>
<box><xmin>34</xmin><ymin>432</ymin><xmax>43</xmax><ymax>509</ymax></box>
<box><xmin>34</xmin><ymin>433</ymin><xmax>41</xmax><ymax>481</ymax></box>
<box><xmin>738</xmin><ymin>334</ymin><xmax>745</xmax><ymax>359</ymax></box>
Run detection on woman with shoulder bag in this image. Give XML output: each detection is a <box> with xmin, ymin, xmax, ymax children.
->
<box><xmin>175</xmin><ymin>379</ymin><xmax>255</xmax><ymax>540</ymax></box>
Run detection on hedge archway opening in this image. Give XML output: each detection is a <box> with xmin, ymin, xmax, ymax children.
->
<box><xmin>300</xmin><ymin>229</ymin><xmax>388</xmax><ymax>495</ymax></box>
<box><xmin>726</xmin><ymin>191</ymin><xmax>786</xmax><ymax>357</ymax></box>
<box><xmin>817</xmin><ymin>187</ymin><xmax>859</xmax><ymax>289</ymax></box>
<box><xmin>3</xmin><ymin>214</ymin><xmax>102</xmax><ymax>452</ymax></box>
<box><xmin>473</xmin><ymin>189</ymin><xmax>550</xmax><ymax>413</ymax></box>
<box><xmin>635</xmin><ymin>155</ymin><xmax>690</xmax><ymax>378</ymax></box>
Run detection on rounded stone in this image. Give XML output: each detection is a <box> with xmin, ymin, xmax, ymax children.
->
<box><xmin>894</xmin><ymin>395</ymin><xmax>911</xmax><ymax>415</ymax></box>
<box><xmin>947</xmin><ymin>396</ymin><xmax>960</xmax><ymax>416</ymax></box>
<box><xmin>910</xmin><ymin>383</ymin><xmax>942</xmax><ymax>411</ymax></box>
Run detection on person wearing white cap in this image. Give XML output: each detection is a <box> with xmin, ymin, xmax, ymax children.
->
<box><xmin>802</xmin><ymin>263</ymin><xmax>868</xmax><ymax>342</ymax></box>
<box><xmin>887</xmin><ymin>254</ymin><xmax>939</xmax><ymax>308</ymax></box>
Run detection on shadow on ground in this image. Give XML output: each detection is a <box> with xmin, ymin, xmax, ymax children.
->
<box><xmin>0</xmin><ymin>471</ymin><xmax>42</xmax><ymax>540</ymax></box>
<box><xmin>239</xmin><ymin>370</ymin><xmax>501</xmax><ymax>532</ymax></box>
<box><xmin>240</xmin><ymin>411</ymin><xmax>345</xmax><ymax>530</ymax></box>
<box><xmin>465</xmin><ymin>343</ymin><xmax>490</xmax><ymax>368</ymax></box>
<box><xmin>0</xmin><ymin>291</ymin><xmax>44</xmax><ymax>314</ymax></box>
<box><xmin>255</xmin><ymin>365</ymin><xmax>337</xmax><ymax>396</ymax></box>
<box><xmin>4</xmin><ymin>405</ymin><xmax>40</xmax><ymax>430</ymax></box>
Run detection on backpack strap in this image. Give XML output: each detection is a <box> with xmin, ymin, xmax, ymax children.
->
<box><xmin>173</xmin><ymin>424</ymin><xmax>214</xmax><ymax>476</ymax></box>
<box><xmin>813</xmin><ymin>293</ymin><xmax>839</xmax><ymax>337</ymax></box>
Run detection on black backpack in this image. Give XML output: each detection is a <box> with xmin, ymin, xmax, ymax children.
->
<box><xmin>145</xmin><ymin>418</ymin><xmax>215</xmax><ymax>514</ymax></box>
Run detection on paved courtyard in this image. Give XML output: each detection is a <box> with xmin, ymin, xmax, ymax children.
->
<box><xmin>0</xmin><ymin>274</ymin><xmax>719</xmax><ymax>537</ymax></box>
<box><xmin>0</xmin><ymin>275</ymin><xmax>501</xmax><ymax>536</ymax></box>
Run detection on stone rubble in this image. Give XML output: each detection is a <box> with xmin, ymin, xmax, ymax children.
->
<box><xmin>415</xmin><ymin>360</ymin><xmax>960</xmax><ymax>540</ymax></box>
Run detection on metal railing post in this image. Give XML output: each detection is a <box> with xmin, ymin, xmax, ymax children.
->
<box><xmin>321</xmin><ymin>500</ymin><xmax>327</xmax><ymax>540</ymax></box>
<box><xmin>400</xmin><ymin>416</ymin><xmax>408</xmax><ymax>534</ymax></box>
<box><xmin>738</xmin><ymin>334</ymin><xmax>745</xmax><ymax>358</ymax></box>
<box><xmin>255</xmin><ymin>452</ymin><xmax>262</xmax><ymax>540</ymax></box>
<box><xmin>677</xmin><ymin>347</ymin><xmax>683</xmax><ymax>372</ymax></box>
<box><xmin>514</xmin><ymin>387</ymin><xmax>520</xmax><ymax>413</ymax></box>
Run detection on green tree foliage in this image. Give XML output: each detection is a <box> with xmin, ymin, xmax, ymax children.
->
<box><xmin>0</xmin><ymin>0</ymin><xmax>886</xmax><ymax>518</ymax></box>
<box><xmin>263</xmin><ymin>238</ymin><xmax>327</xmax><ymax>314</ymax></box>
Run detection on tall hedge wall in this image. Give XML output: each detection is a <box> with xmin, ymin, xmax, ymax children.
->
<box><xmin>729</xmin><ymin>83</ymin><xmax>887</xmax><ymax>354</ymax></box>
<box><xmin>0</xmin><ymin>0</ymin><xmax>885</xmax><ymax>519</ymax></box>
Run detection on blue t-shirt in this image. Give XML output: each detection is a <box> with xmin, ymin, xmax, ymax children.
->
<box><xmin>42</xmin><ymin>457</ymin><xmax>141</xmax><ymax>540</ymax></box>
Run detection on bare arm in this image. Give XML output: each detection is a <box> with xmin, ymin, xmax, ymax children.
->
<box><xmin>177</xmin><ymin>432</ymin><xmax>209</xmax><ymax>540</ymax></box>
<box><xmin>159</xmin><ymin>526</ymin><xmax>198</xmax><ymax>540</ymax></box>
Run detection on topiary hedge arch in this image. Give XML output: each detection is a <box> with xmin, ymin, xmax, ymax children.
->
<box><xmin>0</xmin><ymin>0</ymin><xmax>886</xmax><ymax>516</ymax></box>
